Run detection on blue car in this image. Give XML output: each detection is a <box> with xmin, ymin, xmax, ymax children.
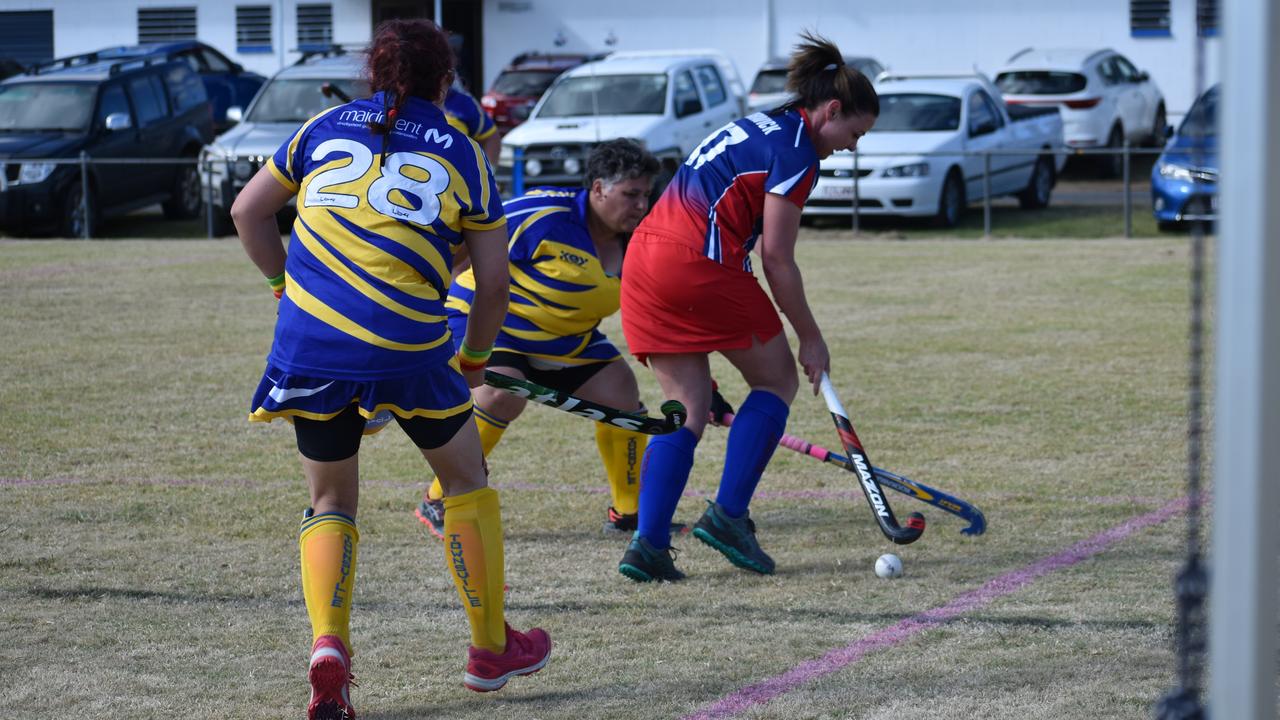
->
<box><xmin>1152</xmin><ymin>84</ymin><xmax>1217</xmax><ymax>230</ymax></box>
<box><xmin>95</xmin><ymin>42</ymin><xmax>266</xmax><ymax>131</ymax></box>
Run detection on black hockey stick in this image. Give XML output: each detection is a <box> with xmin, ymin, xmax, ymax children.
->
<box><xmin>482</xmin><ymin>370</ymin><xmax>686</xmax><ymax>435</ymax></box>
<box><xmin>819</xmin><ymin>372</ymin><xmax>925</xmax><ymax>545</ymax></box>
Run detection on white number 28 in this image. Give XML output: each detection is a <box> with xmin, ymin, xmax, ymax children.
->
<box><xmin>303</xmin><ymin>138</ymin><xmax>450</xmax><ymax>226</ymax></box>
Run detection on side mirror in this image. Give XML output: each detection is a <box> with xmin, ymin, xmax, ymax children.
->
<box><xmin>676</xmin><ymin>97</ymin><xmax>702</xmax><ymax>118</ymax></box>
<box><xmin>225</xmin><ymin>106</ymin><xmax>243</xmax><ymax>124</ymax></box>
<box><xmin>231</xmin><ymin>63</ymin><xmax>244</xmax><ymax>74</ymax></box>
<box><xmin>1164</xmin><ymin>124</ymin><xmax>1175</xmax><ymax>139</ymax></box>
<box><xmin>104</xmin><ymin>112</ymin><xmax>132</xmax><ymax>132</ymax></box>
<box><xmin>1137</xmin><ymin>71</ymin><xmax>1150</xmax><ymax>83</ymax></box>
<box><xmin>971</xmin><ymin>119</ymin><xmax>997</xmax><ymax>137</ymax></box>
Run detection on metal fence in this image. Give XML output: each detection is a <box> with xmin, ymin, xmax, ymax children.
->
<box><xmin>3</xmin><ymin>145</ymin><xmax>1194</xmax><ymax>240</ymax></box>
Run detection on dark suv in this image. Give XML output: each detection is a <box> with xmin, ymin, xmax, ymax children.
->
<box><xmin>0</xmin><ymin>52</ymin><xmax>215</xmax><ymax>237</ymax></box>
<box><xmin>95</xmin><ymin>42</ymin><xmax>266</xmax><ymax>131</ymax></box>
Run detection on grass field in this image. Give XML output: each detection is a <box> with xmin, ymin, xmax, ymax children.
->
<box><xmin>0</xmin><ymin>233</ymin><xmax>1205</xmax><ymax>719</ymax></box>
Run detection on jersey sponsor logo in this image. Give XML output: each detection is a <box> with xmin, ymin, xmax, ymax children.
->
<box><xmin>339</xmin><ymin>108</ymin><xmax>384</xmax><ymax>125</ymax></box>
<box><xmin>559</xmin><ymin>250</ymin><xmax>589</xmax><ymax>267</ymax></box>
<box><xmin>268</xmin><ymin>380</ymin><xmax>335</xmax><ymax>403</ymax></box>
<box><xmin>423</xmin><ymin>127</ymin><xmax>454</xmax><ymax>148</ymax></box>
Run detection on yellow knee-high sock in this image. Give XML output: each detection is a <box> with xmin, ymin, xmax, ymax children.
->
<box><xmin>299</xmin><ymin>510</ymin><xmax>359</xmax><ymax>654</ymax></box>
<box><xmin>427</xmin><ymin>408</ymin><xmax>509</xmax><ymax>501</ymax></box>
<box><xmin>442</xmin><ymin>486</ymin><xmax>506</xmax><ymax>652</ymax></box>
<box><xmin>596</xmin><ymin>422</ymin><xmax>647</xmax><ymax>515</ymax></box>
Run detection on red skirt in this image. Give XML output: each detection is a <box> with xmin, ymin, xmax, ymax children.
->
<box><xmin>620</xmin><ymin>232</ymin><xmax>782</xmax><ymax>363</ymax></box>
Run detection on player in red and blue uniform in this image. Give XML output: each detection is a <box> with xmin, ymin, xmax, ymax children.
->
<box><xmin>618</xmin><ymin>33</ymin><xmax>881</xmax><ymax>582</ymax></box>
<box><xmin>232</xmin><ymin>20</ymin><xmax>550</xmax><ymax>717</ymax></box>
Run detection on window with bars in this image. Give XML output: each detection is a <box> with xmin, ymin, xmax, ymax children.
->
<box><xmin>1197</xmin><ymin>0</ymin><xmax>1219</xmax><ymax>37</ymax></box>
<box><xmin>1130</xmin><ymin>0</ymin><xmax>1171</xmax><ymax>37</ymax></box>
<box><xmin>236</xmin><ymin>5</ymin><xmax>272</xmax><ymax>53</ymax></box>
<box><xmin>138</xmin><ymin>7</ymin><xmax>197</xmax><ymax>43</ymax></box>
<box><xmin>297</xmin><ymin>4</ymin><xmax>333</xmax><ymax>52</ymax></box>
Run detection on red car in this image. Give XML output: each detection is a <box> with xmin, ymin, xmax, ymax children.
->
<box><xmin>481</xmin><ymin>52</ymin><xmax>603</xmax><ymax>133</ymax></box>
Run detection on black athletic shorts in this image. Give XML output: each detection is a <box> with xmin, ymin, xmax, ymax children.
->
<box><xmin>489</xmin><ymin>351</ymin><xmax>611</xmax><ymax>395</ymax></box>
<box><xmin>294</xmin><ymin>404</ymin><xmax>473</xmax><ymax>462</ymax></box>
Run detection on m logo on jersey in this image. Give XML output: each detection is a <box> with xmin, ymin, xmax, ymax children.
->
<box><xmin>423</xmin><ymin>127</ymin><xmax>454</xmax><ymax>148</ymax></box>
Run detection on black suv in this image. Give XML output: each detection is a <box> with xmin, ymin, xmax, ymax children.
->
<box><xmin>0</xmin><ymin>51</ymin><xmax>215</xmax><ymax>237</ymax></box>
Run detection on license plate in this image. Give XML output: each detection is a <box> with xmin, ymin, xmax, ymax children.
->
<box><xmin>814</xmin><ymin>183</ymin><xmax>855</xmax><ymax>200</ymax></box>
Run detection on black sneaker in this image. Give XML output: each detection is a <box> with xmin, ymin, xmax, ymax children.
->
<box><xmin>618</xmin><ymin>536</ymin><xmax>686</xmax><ymax>582</ymax></box>
<box><xmin>414</xmin><ymin>498</ymin><xmax>445</xmax><ymax>540</ymax></box>
<box><xmin>692</xmin><ymin>500</ymin><xmax>775</xmax><ymax>575</ymax></box>
<box><xmin>603</xmin><ymin>507</ymin><xmax>689</xmax><ymax>536</ymax></box>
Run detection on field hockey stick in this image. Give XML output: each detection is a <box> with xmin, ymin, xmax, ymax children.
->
<box><xmin>483</xmin><ymin>370</ymin><xmax>686</xmax><ymax>435</ymax></box>
<box><xmin>819</xmin><ymin>372</ymin><xmax>925</xmax><ymax>545</ymax></box>
<box><xmin>712</xmin><ymin>409</ymin><xmax>985</xmax><ymax>535</ymax></box>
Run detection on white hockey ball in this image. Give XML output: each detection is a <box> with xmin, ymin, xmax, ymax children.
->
<box><xmin>875</xmin><ymin>553</ymin><xmax>903</xmax><ymax>579</ymax></box>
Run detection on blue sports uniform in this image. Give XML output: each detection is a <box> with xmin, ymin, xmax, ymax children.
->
<box><xmin>249</xmin><ymin>91</ymin><xmax>506</xmax><ymax>424</ymax></box>
<box><xmin>446</xmin><ymin>187</ymin><xmax>622</xmax><ymax>366</ymax></box>
<box><xmin>444</xmin><ymin>86</ymin><xmax>497</xmax><ymax>144</ymax></box>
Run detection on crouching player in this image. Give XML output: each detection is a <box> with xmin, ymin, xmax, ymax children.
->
<box><xmin>414</xmin><ymin>138</ymin><xmax>669</xmax><ymax>538</ymax></box>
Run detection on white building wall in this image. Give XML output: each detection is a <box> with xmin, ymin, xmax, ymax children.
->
<box><xmin>484</xmin><ymin>0</ymin><xmax>1218</xmax><ymax>116</ymax></box>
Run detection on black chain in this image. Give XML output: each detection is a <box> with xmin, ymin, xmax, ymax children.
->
<box><xmin>1153</xmin><ymin>4</ymin><xmax>1212</xmax><ymax>717</ymax></box>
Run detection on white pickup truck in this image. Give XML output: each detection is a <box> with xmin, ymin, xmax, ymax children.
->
<box><xmin>805</xmin><ymin>74</ymin><xmax>1066</xmax><ymax>227</ymax></box>
<box><xmin>497</xmin><ymin>50</ymin><xmax>747</xmax><ymax>191</ymax></box>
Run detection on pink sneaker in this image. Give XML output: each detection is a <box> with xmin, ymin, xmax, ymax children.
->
<box><xmin>308</xmin><ymin>635</ymin><xmax>355</xmax><ymax>720</ymax></box>
<box><xmin>463</xmin><ymin>623</ymin><xmax>552</xmax><ymax>692</ymax></box>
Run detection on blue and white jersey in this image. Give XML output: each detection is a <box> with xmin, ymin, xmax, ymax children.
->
<box><xmin>266</xmin><ymin>90</ymin><xmax>505</xmax><ymax>380</ymax></box>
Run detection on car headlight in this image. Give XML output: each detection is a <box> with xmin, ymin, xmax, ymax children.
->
<box><xmin>1159</xmin><ymin>163</ymin><xmax>1194</xmax><ymax>182</ymax></box>
<box><xmin>525</xmin><ymin>158</ymin><xmax>543</xmax><ymax>177</ymax></box>
<box><xmin>882</xmin><ymin>162</ymin><xmax>929</xmax><ymax>178</ymax></box>
<box><xmin>562</xmin><ymin>157</ymin><xmax>582</xmax><ymax>175</ymax></box>
<box><xmin>499</xmin><ymin>144</ymin><xmax>514</xmax><ymax>166</ymax></box>
<box><xmin>18</xmin><ymin>162</ymin><xmax>56</xmax><ymax>185</ymax></box>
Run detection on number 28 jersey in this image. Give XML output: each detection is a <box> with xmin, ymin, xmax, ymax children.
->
<box><xmin>266</xmin><ymin>91</ymin><xmax>505</xmax><ymax>380</ymax></box>
<box><xmin>637</xmin><ymin>109</ymin><xmax>819</xmax><ymax>273</ymax></box>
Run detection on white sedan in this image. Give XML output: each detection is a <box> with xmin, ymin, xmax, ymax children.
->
<box><xmin>804</xmin><ymin>75</ymin><xmax>1066</xmax><ymax>227</ymax></box>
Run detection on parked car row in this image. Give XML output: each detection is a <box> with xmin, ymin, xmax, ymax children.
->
<box><xmin>0</xmin><ymin>35</ymin><xmax>1210</xmax><ymax>236</ymax></box>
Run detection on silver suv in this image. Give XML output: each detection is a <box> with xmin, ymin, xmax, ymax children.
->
<box><xmin>201</xmin><ymin>49</ymin><xmax>367</xmax><ymax>234</ymax></box>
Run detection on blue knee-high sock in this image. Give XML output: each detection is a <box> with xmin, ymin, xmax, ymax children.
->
<box><xmin>716</xmin><ymin>390</ymin><xmax>790</xmax><ymax>518</ymax></box>
<box><xmin>637</xmin><ymin>426</ymin><xmax>698</xmax><ymax>549</ymax></box>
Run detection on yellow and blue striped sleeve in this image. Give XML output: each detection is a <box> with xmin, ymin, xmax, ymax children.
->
<box><xmin>459</xmin><ymin>138</ymin><xmax>505</xmax><ymax>231</ymax></box>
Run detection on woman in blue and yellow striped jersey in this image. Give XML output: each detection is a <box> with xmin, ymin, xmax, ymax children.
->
<box><xmin>232</xmin><ymin>19</ymin><xmax>550</xmax><ymax>718</ymax></box>
<box><xmin>413</xmin><ymin>139</ymin><xmax>663</xmax><ymax>539</ymax></box>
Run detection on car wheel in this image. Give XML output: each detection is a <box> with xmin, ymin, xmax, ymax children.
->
<box><xmin>1099</xmin><ymin>125</ymin><xmax>1124</xmax><ymax>178</ymax></box>
<box><xmin>60</xmin><ymin>179</ymin><xmax>98</xmax><ymax>238</ymax></box>
<box><xmin>933</xmin><ymin>170</ymin><xmax>965</xmax><ymax>228</ymax></box>
<box><xmin>1018</xmin><ymin>156</ymin><xmax>1054</xmax><ymax>209</ymax></box>
<box><xmin>162</xmin><ymin>163</ymin><xmax>204</xmax><ymax>220</ymax></box>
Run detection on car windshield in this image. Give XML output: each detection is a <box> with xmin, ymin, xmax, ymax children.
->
<box><xmin>1178</xmin><ymin>86</ymin><xmax>1218</xmax><ymax>138</ymax></box>
<box><xmin>536</xmin><ymin>74</ymin><xmax>667</xmax><ymax>117</ymax></box>
<box><xmin>0</xmin><ymin>82</ymin><xmax>95</xmax><ymax>131</ymax></box>
<box><xmin>491</xmin><ymin>70</ymin><xmax>561</xmax><ymax>97</ymax></box>
<box><xmin>871</xmin><ymin>94</ymin><xmax>961</xmax><ymax>132</ymax></box>
<box><xmin>247</xmin><ymin>78</ymin><xmax>370</xmax><ymax>123</ymax></box>
<box><xmin>751</xmin><ymin>69</ymin><xmax>788</xmax><ymax>95</ymax></box>
<box><xmin>995</xmin><ymin>71</ymin><xmax>1087</xmax><ymax>95</ymax></box>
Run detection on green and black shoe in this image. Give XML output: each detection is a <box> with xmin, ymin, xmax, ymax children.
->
<box><xmin>618</xmin><ymin>535</ymin><xmax>686</xmax><ymax>582</ymax></box>
<box><xmin>692</xmin><ymin>500</ymin><xmax>775</xmax><ymax>575</ymax></box>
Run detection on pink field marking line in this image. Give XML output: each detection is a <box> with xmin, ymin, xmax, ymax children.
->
<box><xmin>680</xmin><ymin>494</ymin><xmax>1194</xmax><ymax>720</ymax></box>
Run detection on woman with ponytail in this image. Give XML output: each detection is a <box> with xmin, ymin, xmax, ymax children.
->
<box><xmin>617</xmin><ymin>32</ymin><xmax>879</xmax><ymax>583</ymax></box>
<box><xmin>231</xmin><ymin>18</ymin><xmax>549</xmax><ymax>718</ymax></box>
